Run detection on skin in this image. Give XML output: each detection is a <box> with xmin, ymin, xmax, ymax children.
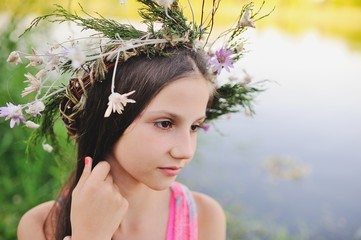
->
<box><xmin>17</xmin><ymin>72</ymin><xmax>226</xmax><ymax>240</ymax></box>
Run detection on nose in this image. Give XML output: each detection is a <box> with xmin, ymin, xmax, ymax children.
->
<box><xmin>170</xmin><ymin>130</ymin><xmax>195</xmax><ymax>161</ymax></box>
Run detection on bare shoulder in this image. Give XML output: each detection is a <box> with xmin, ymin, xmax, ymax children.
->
<box><xmin>192</xmin><ymin>191</ymin><xmax>226</xmax><ymax>240</ymax></box>
<box><xmin>17</xmin><ymin>200</ymin><xmax>56</xmax><ymax>240</ymax></box>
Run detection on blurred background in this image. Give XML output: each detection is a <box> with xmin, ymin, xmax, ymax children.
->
<box><xmin>0</xmin><ymin>0</ymin><xmax>360</xmax><ymax>239</ymax></box>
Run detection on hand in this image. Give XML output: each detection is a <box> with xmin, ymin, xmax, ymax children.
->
<box><xmin>70</xmin><ymin>157</ymin><xmax>128</xmax><ymax>240</ymax></box>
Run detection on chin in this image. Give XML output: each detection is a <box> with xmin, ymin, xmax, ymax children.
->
<box><xmin>147</xmin><ymin>178</ymin><xmax>177</xmax><ymax>191</ymax></box>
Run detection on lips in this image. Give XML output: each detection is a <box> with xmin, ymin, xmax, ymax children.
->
<box><xmin>158</xmin><ymin>166</ymin><xmax>182</xmax><ymax>177</ymax></box>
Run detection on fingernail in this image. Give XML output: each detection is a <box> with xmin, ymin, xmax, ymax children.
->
<box><xmin>84</xmin><ymin>156</ymin><xmax>91</xmax><ymax>165</ymax></box>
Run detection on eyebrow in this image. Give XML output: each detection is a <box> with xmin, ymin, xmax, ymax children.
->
<box><xmin>146</xmin><ymin>110</ymin><xmax>206</xmax><ymax>122</ymax></box>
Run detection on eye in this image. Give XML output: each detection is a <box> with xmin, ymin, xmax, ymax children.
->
<box><xmin>190</xmin><ymin>124</ymin><xmax>202</xmax><ymax>132</ymax></box>
<box><xmin>154</xmin><ymin>120</ymin><xmax>174</xmax><ymax>130</ymax></box>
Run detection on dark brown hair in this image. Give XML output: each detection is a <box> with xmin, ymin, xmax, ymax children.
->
<box><xmin>50</xmin><ymin>47</ymin><xmax>212</xmax><ymax>239</ymax></box>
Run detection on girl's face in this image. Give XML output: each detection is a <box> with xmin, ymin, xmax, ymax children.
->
<box><xmin>109</xmin><ymin>73</ymin><xmax>210</xmax><ymax>190</ymax></box>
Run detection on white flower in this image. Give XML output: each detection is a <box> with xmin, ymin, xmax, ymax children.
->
<box><xmin>228</xmin><ymin>75</ymin><xmax>240</xmax><ymax>82</ymax></box>
<box><xmin>193</xmin><ymin>39</ymin><xmax>205</xmax><ymax>50</ymax></box>
<box><xmin>120</xmin><ymin>0</ymin><xmax>126</xmax><ymax>4</ymax></box>
<box><xmin>45</xmin><ymin>54</ymin><xmax>60</xmax><ymax>71</ymax></box>
<box><xmin>241</xmin><ymin>69</ymin><xmax>252</xmax><ymax>85</ymax></box>
<box><xmin>229</xmin><ymin>70</ymin><xmax>252</xmax><ymax>85</ymax></box>
<box><xmin>42</xmin><ymin>143</ymin><xmax>53</xmax><ymax>153</ymax></box>
<box><xmin>35</xmin><ymin>69</ymin><xmax>48</xmax><ymax>79</ymax></box>
<box><xmin>239</xmin><ymin>9</ymin><xmax>255</xmax><ymax>28</ymax></box>
<box><xmin>153</xmin><ymin>0</ymin><xmax>175</xmax><ymax>20</ymax></box>
<box><xmin>25</xmin><ymin>49</ymin><xmax>43</xmax><ymax>67</ymax></box>
<box><xmin>25</xmin><ymin>120</ymin><xmax>40</xmax><ymax>129</ymax></box>
<box><xmin>26</xmin><ymin>101</ymin><xmax>45</xmax><ymax>117</ymax></box>
<box><xmin>22</xmin><ymin>73</ymin><xmax>42</xmax><ymax>97</ymax></box>
<box><xmin>7</xmin><ymin>51</ymin><xmax>22</xmax><ymax>65</ymax></box>
<box><xmin>154</xmin><ymin>0</ymin><xmax>174</xmax><ymax>7</ymax></box>
<box><xmin>104</xmin><ymin>91</ymin><xmax>136</xmax><ymax>117</ymax></box>
<box><xmin>235</xmin><ymin>42</ymin><xmax>244</xmax><ymax>53</ymax></box>
<box><xmin>67</xmin><ymin>47</ymin><xmax>86</xmax><ymax>69</ymax></box>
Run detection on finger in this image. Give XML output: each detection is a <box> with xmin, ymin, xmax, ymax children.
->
<box><xmin>105</xmin><ymin>174</ymin><xmax>113</xmax><ymax>184</ymax></box>
<box><xmin>77</xmin><ymin>156</ymin><xmax>93</xmax><ymax>188</ymax></box>
<box><xmin>88</xmin><ymin>161</ymin><xmax>111</xmax><ymax>182</ymax></box>
<box><xmin>113</xmin><ymin>182</ymin><xmax>121</xmax><ymax>194</ymax></box>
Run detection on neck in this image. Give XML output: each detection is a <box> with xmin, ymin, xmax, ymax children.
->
<box><xmin>106</xmin><ymin>156</ymin><xmax>171</xmax><ymax>237</ymax></box>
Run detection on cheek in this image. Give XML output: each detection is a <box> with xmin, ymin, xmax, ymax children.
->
<box><xmin>138</xmin><ymin>132</ymin><xmax>171</xmax><ymax>160</ymax></box>
<box><xmin>116</xmin><ymin>126</ymin><xmax>170</xmax><ymax>165</ymax></box>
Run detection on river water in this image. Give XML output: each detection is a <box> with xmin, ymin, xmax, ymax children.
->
<box><xmin>179</xmin><ymin>28</ymin><xmax>361</xmax><ymax>239</ymax></box>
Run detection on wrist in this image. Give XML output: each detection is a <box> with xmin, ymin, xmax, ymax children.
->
<box><xmin>71</xmin><ymin>231</ymin><xmax>112</xmax><ymax>240</ymax></box>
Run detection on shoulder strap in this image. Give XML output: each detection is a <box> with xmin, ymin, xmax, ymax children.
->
<box><xmin>166</xmin><ymin>182</ymin><xmax>198</xmax><ymax>240</ymax></box>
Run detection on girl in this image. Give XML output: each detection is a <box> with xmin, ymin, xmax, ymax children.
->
<box><xmin>17</xmin><ymin>47</ymin><xmax>226</xmax><ymax>240</ymax></box>
<box><xmin>2</xmin><ymin>1</ymin><xmax>265</xmax><ymax>239</ymax></box>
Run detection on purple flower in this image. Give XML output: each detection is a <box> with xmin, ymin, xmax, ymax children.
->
<box><xmin>0</xmin><ymin>102</ymin><xmax>26</xmax><ymax>128</ymax></box>
<box><xmin>202</xmin><ymin>123</ymin><xmax>210</xmax><ymax>132</ymax></box>
<box><xmin>209</xmin><ymin>48</ymin><xmax>236</xmax><ymax>75</ymax></box>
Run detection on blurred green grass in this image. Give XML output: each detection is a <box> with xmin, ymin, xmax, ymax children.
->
<box><xmin>0</xmin><ymin>15</ymin><xmax>76</xmax><ymax>238</ymax></box>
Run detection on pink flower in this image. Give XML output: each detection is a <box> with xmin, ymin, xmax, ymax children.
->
<box><xmin>209</xmin><ymin>48</ymin><xmax>236</xmax><ymax>75</ymax></box>
<box><xmin>0</xmin><ymin>102</ymin><xmax>26</xmax><ymax>128</ymax></box>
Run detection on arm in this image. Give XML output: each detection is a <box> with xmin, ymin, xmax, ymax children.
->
<box><xmin>17</xmin><ymin>200</ymin><xmax>56</xmax><ymax>240</ymax></box>
<box><xmin>193</xmin><ymin>192</ymin><xmax>226</xmax><ymax>240</ymax></box>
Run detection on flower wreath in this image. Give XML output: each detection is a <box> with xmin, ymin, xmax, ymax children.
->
<box><xmin>1</xmin><ymin>0</ymin><xmax>271</xmax><ymax>151</ymax></box>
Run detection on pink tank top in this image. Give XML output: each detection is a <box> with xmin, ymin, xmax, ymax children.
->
<box><xmin>166</xmin><ymin>182</ymin><xmax>198</xmax><ymax>240</ymax></box>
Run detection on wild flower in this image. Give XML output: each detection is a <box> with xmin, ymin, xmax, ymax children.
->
<box><xmin>202</xmin><ymin>123</ymin><xmax>210</xmax><ymax>132</ymax></box>
<box><xmin>239</xmin><ymin>9</ymin><xmax>256</xmax><ymax>28</ymax></box>
<box><xmin>66</xmin><ymin>47</ymin><xmax>86</xmax><ymax>69</ymax></box>
<box><xmin>25</xmin><ymin>120</ymin><xmax>40</xmax><ymax>129</ymax></box>
<box><xmin>7</xmin><ymin>51</ymin><xmax>22</xmax><ymax>65</ymax></box>
<box><xmin>35</xmin><ymin>69</ymin><xmax>48</xmax><ymax>79</ymax></box>
<box><xmin>209</xmin><ymin>48</ymin><xmax>236</xmax><ymax>75</ymax></box>
<box><xmin>44</xmin><ymin>55</ymin><xmax>60</xmax><ymax>71</ymax></box>
<box><xmin>104</xmin><ymin>91</ymin><xmax>136</xmax><ymax>117</ymax></box>
<box><xmin>25</xmin><ymin>49</ymin><xmax>43</xmax><ymax>67</ymax></box>
<box><xmin>42</xmin><ymin>143</ymin><xmax>54</xmax><ymax>152</ymax></box>
<box><xmin>154</xmin><ymin>0</ymin><xmax>174</xmax><ymax>7</ymax></box>
<box><xmin>25</xmin><ymin>101</ymin><xmax>45</xmax><ymax>117</ymax></box>
<box><xmin>241</xmin><ymin>69</ymin><xmax>252</xmax><ymax>85</ymax></box>
<box><xmin>22</xmin><ymin>73</ymin><xmax>42</xmax><ymax>97</ymax></box>
<box><xmin>153</xmin><ymin>0</ymin><xmax>175</xmax><ymax>20</ymax></box>
<box><xmin>0</xmin><ymin>103</ymin><xmax>26</xmax><ymax>128</ymax></box>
